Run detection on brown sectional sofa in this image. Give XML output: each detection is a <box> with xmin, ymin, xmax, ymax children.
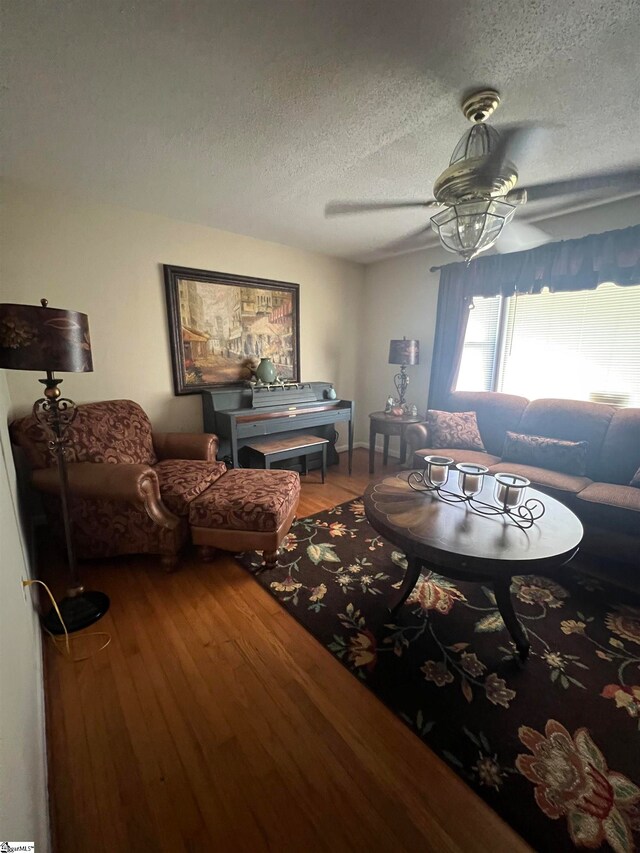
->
<box><xmin>406</xmin><ymin>391</ymin><xmax>640</xmax><ymax>565</ymax></box>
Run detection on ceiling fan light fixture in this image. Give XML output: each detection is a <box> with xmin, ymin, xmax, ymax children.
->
<box><xmin>449</xmin><ymin>124</ymin><xmax>501</xmax><ymax>165</ymax></box>
<box><xmin>430</xmin><ymin>198</ymin><xmax>516</xmax><ymax>262</ymax></box>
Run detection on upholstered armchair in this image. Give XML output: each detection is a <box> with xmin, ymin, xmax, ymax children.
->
<box><xmin>10</xmin><ymin>399</ymin><xmax>226</xmax><ymax>569</ymax></box>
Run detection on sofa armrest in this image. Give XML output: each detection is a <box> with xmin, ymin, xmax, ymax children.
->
<box><xmin>405</xmin><ymin>422</ymin><xmax>430</xmax><ymax>456</ymax></box>
<box><xmin>153</xmin><ymin>432</ymin><xmax>219</xmax><ymax>462</ymax></box>
<box><xmin>32</xmin><ymin>462</ymin><xmax>179</xmax><ymax>529</ymax></box>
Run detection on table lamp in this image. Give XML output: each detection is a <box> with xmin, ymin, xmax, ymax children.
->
<box><xmin>388</xmin><ymin>337</ymin><xmax>420</xmax><ymax>410</ymax></box>
<box><xmin>0</xmin><ymin>299</ymin><xmax>110</xmax><ymax>634</ymax></box>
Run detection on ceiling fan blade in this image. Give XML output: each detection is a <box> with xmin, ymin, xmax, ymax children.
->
<box><xmin>380</xmin><ymin>223</ymin><xmax>435</xmax><ymax>253</ymax></box>
<box><xmin>496</xmin><ymin>220</ymin><xmax>552</xmax><ymax>254</ymax></box>
<box><xmin>482</xmin><ymin>122</ymin><xmax>544</xmax><ymax>176</ymax></box>
<box><xmin>325</xmin><ymin>200</ymin><xmax>438</xmax><ymax>216</ymax></box>
<box><xmin>519</xmin><ymin>168</ymin><xmax>640</xmax><ymax>202</ymax></box>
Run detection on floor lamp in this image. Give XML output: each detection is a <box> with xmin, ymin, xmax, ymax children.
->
<box><xmin>0</xmin><ymin>299</ymin><xmax>110</xmax><ymax>634</ymax></box>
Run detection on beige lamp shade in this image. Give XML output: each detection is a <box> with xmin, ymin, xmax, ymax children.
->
<box><xmin>0</xmin><ymin>301</ymin><xmax>93</xmax><ymax>373</ymax></box>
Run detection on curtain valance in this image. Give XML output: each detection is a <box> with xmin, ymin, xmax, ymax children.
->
<box><xmin>434</xmin><ymin>224</ymin><xmax>640</xmax><ymax>298</ymax></box>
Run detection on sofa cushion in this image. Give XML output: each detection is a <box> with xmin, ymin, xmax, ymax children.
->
<box><xmin>154</xmin><ymin>459</ymin><xmax>227</xmax><ymax>516</ymax></box>
<box><xmin>189</xmin><ymin>468</ymin><xmax>300</xmax><ymax>532</ymax></box>
<box><xmin>486</xmin><ymin>462</ymin><xmax>592</xmax><ymax>498</ymax></box>
<box><xmin>502</xmin><ymin>431</ymin><xmax>589</xmax><ymax>476</ymax></box>
<box><xmin>517</xmin><ymin>398</ymin><xmax>615</xmax><ymax>478</ymax></box>
<box><xmin>576</xmin><ymin>482</ymin><xmax>640</xmax><ymax>537</ymax></box>
<box><xmin>426</xmin><ymin>410</ymin><xmax>485</xmax><ymax>451</ymax></box>
<box><xmin>444</xmin><ymin>391</ymin><xmax>529</xmax><ymax>457</ymax></box>
<box><xmin>595</xmin><ymin>407</ymin><xmax>640</xmax><ymax>485</ymax></box>
<box><xmin>414</xmin><ymin>448</ymin><xmax>502</xmax><ymax>469</ymax></box>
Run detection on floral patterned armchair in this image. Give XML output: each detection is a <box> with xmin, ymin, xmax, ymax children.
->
<box><xmin>10</xmin><ymin>399</ymin><xmax>225</xmax><ymax>569</ymax></box>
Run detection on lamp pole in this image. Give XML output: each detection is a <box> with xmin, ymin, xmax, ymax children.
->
<box><xmin>33</xmin><ymin>369</ymin><xmax>83</xmax><ymax>596</ymax></box>
<box><xmin>0</xmin><ymin>297</ymin><xmax>110</xmax><ymax>635</ymax></box>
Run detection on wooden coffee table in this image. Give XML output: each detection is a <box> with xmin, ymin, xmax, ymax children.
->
<box><xmin>363</xmin><ymin>471</ymin><xmax>584</xmax><ymax>660</ymax></box>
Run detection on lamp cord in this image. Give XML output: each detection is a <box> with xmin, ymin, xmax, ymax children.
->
<box><xmin>23</xmin><ymin>579</ymin><xmax>111</xmax><ymax>661</ymax></box>
<box><xmin>2</xmin><ymin>431</ymin><xmax>110</xmax><ymax>661</ymax></box>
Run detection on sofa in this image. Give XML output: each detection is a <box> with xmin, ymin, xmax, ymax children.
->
<box><xmin>406</xmin><ymin>391</ymin><xmax>640</xmax><ymax>565</ymax></box>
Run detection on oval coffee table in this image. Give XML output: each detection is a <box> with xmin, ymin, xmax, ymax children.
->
<box><xmin>364</xmin><ymin>471</ymin><xmax>584</xmax><ymax>660</ymax></box>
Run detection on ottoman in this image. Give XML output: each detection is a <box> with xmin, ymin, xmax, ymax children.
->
<box><xmin>189</xmin><ymin>468</ymin><xmax>301</xmax><ymax>568</ymax></box>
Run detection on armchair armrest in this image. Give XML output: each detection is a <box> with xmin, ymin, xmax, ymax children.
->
<box><xmin>405</xmin><ymin>422</ymin><xmax>430</xmax><ymax>457</ymax></box>
<box><xmin>153</xmin><ymin>432</ymin><xmax>219</xmax><ymax>462</ymax></box>
<box><xmin>32</xmin><ymin>462</ymin><xmax>179</xmax><ymax>529</ymax></box>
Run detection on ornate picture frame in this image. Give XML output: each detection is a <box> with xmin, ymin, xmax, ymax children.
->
<box><xmin>163</xmin><ymin>264</ymin><xmax>301</xmax><ymax>395</ymax></box>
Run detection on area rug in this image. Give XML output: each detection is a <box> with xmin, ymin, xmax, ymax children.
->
<box><xmin>243</xmin><ymin>498</ymin><xmax>640</xmax><ymax>852</ymax></box>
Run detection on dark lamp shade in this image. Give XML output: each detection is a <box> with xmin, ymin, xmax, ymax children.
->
<box><xmin>388</xmin><ymin>338</ymin><xmax>419</xmax><ymax>366</ymax></box>
<box><xmin>0</xmin><ymin>302</ymin><xmax>93</xmax><ymax>373</ymax></box>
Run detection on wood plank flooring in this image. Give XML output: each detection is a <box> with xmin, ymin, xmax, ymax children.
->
<box><xmin>41</xmin><ymin>449</ymin><xmax>529</xmax><ymax>852</ymax></box>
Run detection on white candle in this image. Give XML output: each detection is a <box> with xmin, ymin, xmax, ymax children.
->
<box><xmin>496</xmin><ymin>483</ymin><xmax>511</xmax><ymax>505</ymax></box>
<box><xmin>425</xmin><ymin>455</ymin><xmax>453</xmax><ymax>486</ymax></box>
<box><xmin>494</xmin><ymin>473</ymin><xmax>529</xmax><ymax>507</ymax></box>
<box><xmin>463</xmin><ymin>474</ymin><xmax>481</xmax><ymax>493</ymax></box>
<box><xmin>456</xmin><ymin>463</ymin><xmax>488</xmax><ymax>496</ymax></box>
<box><xmin>429</xmin><ymin>464</ymin><xmax>448</xmax><ymax>485</ymax></box>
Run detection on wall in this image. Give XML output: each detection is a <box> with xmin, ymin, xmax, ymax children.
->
<box><xmin>1</xmin><ymin>181</ymin><xmax>365</xmax><ymax>442</ymax></box>
<box><xmin>360</xmin><ymin>244</ymin><xmax>449</xmax><ymax>436</ymax></box>
<box><xmin>0</xmin><ymin>373</ymin><xmax>50</xmax><ymax>849</ymax></box>
<box><xmin>361</xmin><ymin>196</ymin><xmax>640</xmax><ymax>457</ymax></box>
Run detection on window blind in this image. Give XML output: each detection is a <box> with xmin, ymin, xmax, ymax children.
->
<box><xmin>456</xmin><ymin>295</ymin><xmax>501</xmax><ymax>393</ymax></box>
<box><xmin>498</xmin><ymin>283</ymin><xmax>640</xmax><ymax>406</ymax></box>
<box><xmin>456</xmin><ymin>283</ymin><xmax>640</xmax><ymax>406</ymax></box>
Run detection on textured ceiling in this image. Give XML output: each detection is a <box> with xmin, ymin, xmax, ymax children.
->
<box><xmin>2</xmin><ymin>0</ymin><xmax>640</xmax><ymax>262</ymax></box>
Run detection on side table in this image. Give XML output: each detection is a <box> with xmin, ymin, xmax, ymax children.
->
<box><xmin>368</xmin><ymin>411</ymin><xmax>421</xmax><ymax>474</ymax></box>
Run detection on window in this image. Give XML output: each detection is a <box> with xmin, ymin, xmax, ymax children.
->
<box><xmin>456</xmin><ymin>283</ymin><xmax>640</xmax><ymax>406</ymax></box>
<box><xmin>455</xmin><ymin>295</ymin><xmax>501</xmax><ymax>393</ymax></box>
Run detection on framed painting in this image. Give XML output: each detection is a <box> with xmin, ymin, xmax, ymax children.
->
<box><xmin>163</xmin><ymin>265</ymin><xmax>300</xmax><ymax>395</ymax></box>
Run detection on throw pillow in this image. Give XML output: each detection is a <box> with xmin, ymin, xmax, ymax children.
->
<box><xmin>426</xmin><ymin>410</ymin><xmax>485</xmax><ymax>451</ymax></box>
<box><xmin>502</xmin><ymin>431</ymin><xmax>589</xmax><ymax>476</ymax></box>
<box><xmin>630</xmin><ymin>467</ymin><xmax>640</xmax><ymax>488</ymax></box>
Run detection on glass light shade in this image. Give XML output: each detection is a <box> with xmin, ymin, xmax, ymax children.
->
<box><xmin>456</xmin><ymin>462</ymin><xmax>488</xmax><ymax>496</ymax></box>
<box><xmin>424</xmin><ymin>455</ymin><xmax>453</xmax><ymax>486</ymax></box>
<box><xmin>430</xmin><ymin>198</ymin><xmax>516</xmax><ymax>261</ymax></box>
<box><xmin>449</xmin><ymin>124</ymin><xmax>501</xmax><ymax>165</ymax></box>
<box><xmin>494</xmin><ymin>473</ymin><xmax>530</xmax><ymax>508</ymax></box>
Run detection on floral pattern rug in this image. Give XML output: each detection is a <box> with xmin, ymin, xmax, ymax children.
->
<box><xmin>243</xmin><ymin>498</ymin><xmax>640</xmax><ymax>852</ymax></box>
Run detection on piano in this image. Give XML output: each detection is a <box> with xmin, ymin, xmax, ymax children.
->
<box><xmin>201</xmin><ymin>381</ymin><xmax>354</xmax><ymax>473</ymax></box>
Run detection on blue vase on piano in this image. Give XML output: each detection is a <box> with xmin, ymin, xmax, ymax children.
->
<box><xmin>255</xmin><ymin>357</ymin><xmax>277</xmax><ymax>384</ymax></box>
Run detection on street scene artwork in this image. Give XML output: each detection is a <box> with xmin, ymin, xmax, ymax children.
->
<box><xmin>164</xmin><ymin>266</ymin><xmax>300</xmax><ymax>394</ymax></box>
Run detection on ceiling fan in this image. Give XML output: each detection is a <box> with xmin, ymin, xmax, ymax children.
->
<box><xmin>325</xmin><ymin>89</ymin><xmax>640</xmax><ymax>262</ymax></box>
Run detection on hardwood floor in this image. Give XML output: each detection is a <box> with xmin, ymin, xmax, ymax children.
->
<box><xmin>42</xmin><ymin>449</ymin><xmax>529</xmax><ymax>852</ymax></box>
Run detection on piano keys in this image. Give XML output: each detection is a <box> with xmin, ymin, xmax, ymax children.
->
<box><xmin>201</xmin><ymin>381</ymin><xmax>354</xmax><ymax>473</ymax></box>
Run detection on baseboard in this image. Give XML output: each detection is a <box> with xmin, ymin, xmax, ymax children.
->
<box><xmin>335</xmin><ymin>441</ymin><xmax>401</xmax><ymax>459</ymax></box>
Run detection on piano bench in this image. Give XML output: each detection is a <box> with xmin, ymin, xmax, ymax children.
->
<box><xmin>189</xmin><ymin>468</ymin><xmax>301</xmax><ymax>569</ymax></box>
<box><xmin>245</xmin><ymin>434</ymin><xmax>329</xmax><ymax>482</ymax></box>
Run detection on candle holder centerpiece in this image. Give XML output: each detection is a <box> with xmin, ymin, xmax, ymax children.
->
<box><xmin>407</xmin><ymin>457</ymin><xmax>545</xmax><ymax>530</ymax></box>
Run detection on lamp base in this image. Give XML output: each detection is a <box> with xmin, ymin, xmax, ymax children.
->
<box><xmin>42</xmin><ymin>590</ymin><xmax>110</xmax><ymax>635</ymax></box>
